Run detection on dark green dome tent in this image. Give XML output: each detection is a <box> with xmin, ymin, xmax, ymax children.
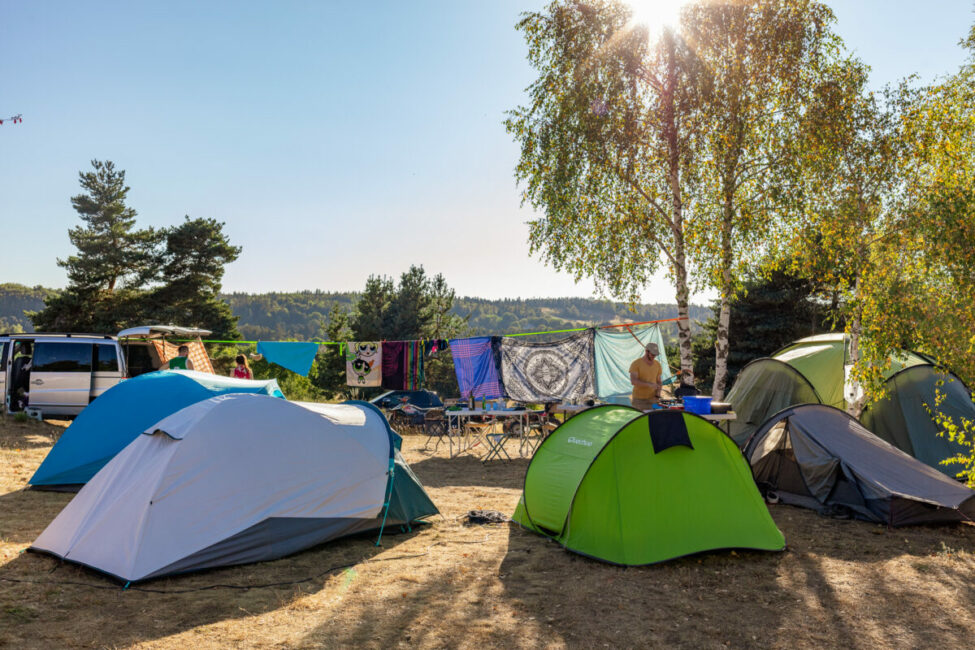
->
<box><xmin>860</xmin><ymin>366</ymin><xmax>972</xmax><ymax>478</ymax></box>
<box><xmin>726</xmin><ymin>334</ymin><xmax>928</xmax><ymax>447</ymax></box>
<box><xmin>511</xmin><ymin>405</ymin><xmax>785</xmax><ymax>566</ymax></box>
<box><xmin>744</xmin><ymin>404</ymin><xmax>975</xmax><ymax>526</ymax></box>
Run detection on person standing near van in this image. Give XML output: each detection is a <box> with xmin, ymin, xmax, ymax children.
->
<box><xmin>230</xmin><ymin>354</ymin><xmax>252</xmax><ymax>379</ymax></box>
<box><xmin>11</xmin><ymin>341</ymin><xmax>33</xmax><ymax>410</ymax></box>
<box><xmin>167</xmin><ymin>345</ymin><xmax>195</xmax><ymax>371</ymax></box>
<box><xmin>629</xmin><ymin>342</ymin><xmax>662</xmax><ymax>410</ymax></box>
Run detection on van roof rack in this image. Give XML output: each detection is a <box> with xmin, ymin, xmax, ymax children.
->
<box><xmin>1</xmin><ymin>333</ymin><xmax>116</xmax><ymax>340</ymax></box>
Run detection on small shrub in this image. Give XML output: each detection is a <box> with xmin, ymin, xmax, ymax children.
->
<box><xmin>13</xmin><ymin>412</ymin><xmax>29</xmax><ymax>423</ymax></box>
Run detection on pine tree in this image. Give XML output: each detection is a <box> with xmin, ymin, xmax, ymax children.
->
<box><xmin>148</xmin><ymin>217</ymin><xmax>241</xmax><ymax>338</ymax></box>
<box><xmin>32</xmin><ymin>160</ymin><xmax>160</xmax><ymax>331</ymax></box>
<box><xmin>387</xmin><ymin>265</ymin><xmax>432</xmax><ymax>339</ymax></box>
<box><xmin>692</xmin><ymin>270</ymin><xmax>834</xmax><ymax>392</ymax></box>
<box><xmin>351</xmin><ymin>275</ymin><xmax>394</xmax><ymax>340</ymax></box>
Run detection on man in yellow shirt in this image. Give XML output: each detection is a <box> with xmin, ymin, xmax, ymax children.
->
<box><xmin>630</xmin><ymin>342</ymin><xmax>663</xmax><ymax>410</ymax></box>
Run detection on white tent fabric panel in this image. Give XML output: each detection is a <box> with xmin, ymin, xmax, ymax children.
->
<box><xmin>32</xmin><ymin>395</ymin><xmax>391</xmax><ymax>581</ymax></box>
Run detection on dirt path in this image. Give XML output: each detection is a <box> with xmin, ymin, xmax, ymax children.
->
<box><xmin>2</xmin><ymin>418</ymin><xmax>975</xmax><ymax>648</ymax></box>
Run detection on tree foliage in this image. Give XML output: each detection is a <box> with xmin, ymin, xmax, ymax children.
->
<box><xmin>506</xmin><ymin>0</ymin><xmax>703</xmax><ymax>380</ymax></box>
<box><xmin>691</xmin><ymin>269</ymin><xmax>835</xmax><ymax>391</ymax></box>
<box><xmin>148</xmin><ymin>217</ymin><xmax>242</xmax><ymax>339</ymax></box>
<box><xmin>682</xmin><ymin>0</ymin><xmax>840</xmax><ymax>399</ymax></box>
<box><xmin>32</xmin><ymin>161</ymin><xmax>241</xmax><ymax>337</ymax></box>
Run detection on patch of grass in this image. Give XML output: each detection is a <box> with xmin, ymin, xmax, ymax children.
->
<box><xmin>3</xmin><ymin>605</ymin><xmax>38</xmax><ymax>623</ymax></box>
<box><xmin>12</xmin><ymin>412</ymin><xmax>29</xmax><ymax>424</ymax></box>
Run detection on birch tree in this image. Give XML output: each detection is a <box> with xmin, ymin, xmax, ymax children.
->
<box><xmin>782</xmin><ymin>59</ymin><xmax>912</xmax><ymax>416</ymax></box>
<box><xmin>682</xmin><ymin>0</ymin><xmax>838</xmax><ymax>399</ymax></box>
<box><xmin>505</xmin><ymin>0</ymin><xmax>704</xmax><ymax>381</ymax></box>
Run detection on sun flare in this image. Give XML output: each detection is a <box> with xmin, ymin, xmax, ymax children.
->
<box><xmin>627</xmin><ymin>0</ymin><xmax>686</xmax><ymax>32</ymax></box>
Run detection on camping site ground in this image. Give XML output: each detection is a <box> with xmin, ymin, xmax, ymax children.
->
<box><xmin>2</xmin><ymin>417</ymin><xmax>975</xmax><ymax>648</ymax></box>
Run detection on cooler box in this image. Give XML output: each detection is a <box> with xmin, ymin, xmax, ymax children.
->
<box><xmin>683</xmin><ymin>395</ymin><xmax>712</xmax><ymax>415</ymax></box>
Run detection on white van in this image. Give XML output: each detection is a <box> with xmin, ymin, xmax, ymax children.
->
<box><xmin>1</xmin><ymin>333</ymin><xmax>125</xmax><ymax>418</ymax></box>
<box><xmin>2</xmin><ymin>325</ymin><xmax>212</xmax><ymax>419</ymax></box>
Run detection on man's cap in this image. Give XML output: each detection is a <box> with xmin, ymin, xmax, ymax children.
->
<box><xmin>644</xmin><ymin>342</ymin><xmax>660</xmax><ymax>356</ymax></box>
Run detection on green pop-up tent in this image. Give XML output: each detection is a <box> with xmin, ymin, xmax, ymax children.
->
<box><xmin>512</xmin><ymin>405</ymin><xmax>785</xmax><ymax>565</ymax></box>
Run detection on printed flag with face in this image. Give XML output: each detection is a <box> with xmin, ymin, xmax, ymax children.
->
<box><xmin>346</xmin><ymin>342</ymin><xmax>382</xmax><ymax>386</ymax></box>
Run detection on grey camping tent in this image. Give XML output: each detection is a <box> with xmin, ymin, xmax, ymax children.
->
<box><xmin>30</xmin><ymin>394</ymin><xmax>438</xmax><ymax>582</ymax></box>
<box><xmin>743</xmin><ymin>404</ymin><xmax>975</xmax><ymax>526</ymax></box>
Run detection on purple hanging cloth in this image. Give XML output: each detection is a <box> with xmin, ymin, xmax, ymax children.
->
<box><xmin>449</xmin><ymin>337</ymin><xmax>503</xmax><ymax>399</ymax></box>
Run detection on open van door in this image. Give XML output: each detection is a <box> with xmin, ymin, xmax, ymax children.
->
<box><xmin>0</xmin><ymin>339</ymin><xmax>8</xmax><ymax>412</ymax></box>
<box><xmin>118</xmin><ymin>325</ymin><xmax>214</xmax><ymax>376</ymax></box>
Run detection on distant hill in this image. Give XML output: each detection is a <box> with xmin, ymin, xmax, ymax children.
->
<box><xmin>0</xmin><ymin>284</ymin><xmax>59</xmax><ymax>333</ymax></box>
<box><xmin>223</xmin><ymin>291</ymin><xmax>709</xmax><ymax>345</ymax></box>
<box><xmin>0</xmin><ymin>285</ymin><xmax>710</xmax><ymax>343</ymax></box>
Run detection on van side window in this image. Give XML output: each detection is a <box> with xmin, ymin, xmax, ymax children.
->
<box><xmin>0</xmin><ymin>342</ymin><xmax>7</xmax><ymax>368</ymax></box>
<box><xmin>94</xmin><ymin>344</ymin><xmax>119</xmax><ymax>372</ymax></box>
<box><xmin>33</xmin><ymin>343</ymin><xmax>93</xmax><ymax>372</ymax></box>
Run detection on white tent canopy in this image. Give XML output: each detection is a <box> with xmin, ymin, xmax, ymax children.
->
<box><xmin>32</xmin><ymin>394</ymin><xmax>401</xmax><ymax>582</ymax></box>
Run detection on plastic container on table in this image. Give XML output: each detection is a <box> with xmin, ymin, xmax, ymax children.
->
<box><xmin>683</xmin><ymin>395</ymin><xmax>713</xmax><ymax>415</ymax></box>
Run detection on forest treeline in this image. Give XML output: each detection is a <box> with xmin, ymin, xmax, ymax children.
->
<box><xmin>0</xmin><ymin>284</ymin><xmax>56</xmax><ymax>333</ymax></box>
<box><xmin>223</xmin><ymin>291</ymin><xmax>709</xmax><ymax>344</ymax></box>
<box><xmin>1</xmin><ymin>283</ymin><xmax>708</xmax><ymax>343</ymax></box>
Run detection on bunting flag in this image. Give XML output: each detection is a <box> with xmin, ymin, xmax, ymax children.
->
<box><xmin>257</xmin><ymin>341</ymin><xmax>320</xmax><ymax>377</ymax></box>
<box><xmin>500</xmin><ymin>330</ymin><xmax>596</xmax><ymax>403</ymax></box>
<box><xmin>0</xmin><ymin>114</ymin><xmax>23</xmax><ymax>126</ymax></box>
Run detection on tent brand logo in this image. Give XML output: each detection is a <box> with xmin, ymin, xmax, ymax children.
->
<box><xmin>567</xmin><ymin>437</ymin><xmax>592</xmax><ymax>447</ymax></box>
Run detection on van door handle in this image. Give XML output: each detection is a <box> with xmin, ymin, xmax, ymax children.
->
<box><xmin>31</xmin><ymin>379</ymin><xmax>44</xmax><ymax>385</ymax></box>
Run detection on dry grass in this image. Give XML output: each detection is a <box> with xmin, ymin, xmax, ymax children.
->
<box><xmin>2</xmin><ymin>417</ymin><xmax>975</xmax><ymax>648</ymax></box>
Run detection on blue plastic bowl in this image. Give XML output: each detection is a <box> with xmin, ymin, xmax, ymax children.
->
<box><xmin>683</xmin><ymin>395</ymin><xmax>712</xmax><ymax>415</ymax></box>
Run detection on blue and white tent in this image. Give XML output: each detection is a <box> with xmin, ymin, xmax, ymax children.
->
<box><xmin>31</xmin><ymin>394</ymin><xmax>437</xmax><ymax>582</ymax></box>
<box><xmin>29</xmin><ymin>370</ymin><xmax>284</xmax><ymax>488</ymax></box>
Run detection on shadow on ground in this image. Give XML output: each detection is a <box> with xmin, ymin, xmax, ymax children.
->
<box><xmin>0</xmin><ymin>419</ymin><xmax>64</xmax><ymax>450</ymax></box>
<box><xmin>0</xmin><ymin>527</ymin><xmax>423</xmax><ymax>648</ymax></box>
<box><xmin>408</xmin><ymin>452</ymin><xmax>529</xmax><ymax>489</ymax></box>
<box><xmin>495</xmin><ymin>504</ymin><xmax>975</xmax><ymax>648</ymax></box>
<box><xmin>0</xmin><ymin>488</ymin><xmax>72</xmax><ymax>544</ymax></box>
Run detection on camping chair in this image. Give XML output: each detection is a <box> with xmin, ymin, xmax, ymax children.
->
<box><xmin>520</xmin><ymin>411</ymin><xmax>557</xmax><ymax>456</ymax></box>
<box><xmin>422</xmin><ymin>409</ymin><xmax>449</xmax><ymax>452</ymax></box>
<box><xmin>483</xmin><ymin>430</ymin><xmax>512</xmax><ymax>463</ymax></box>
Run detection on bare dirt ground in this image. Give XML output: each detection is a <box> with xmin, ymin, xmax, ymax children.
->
<box><xmin>2</xmin><ymin>417</ymin><xmax>975</xmax><ymax>649</ymax></box>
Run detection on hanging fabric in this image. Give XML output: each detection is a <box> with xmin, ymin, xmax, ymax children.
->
<box><xmin>257</xmin><ymin>341</ymin><xmax>320</xmax><ymax>377</ymax></box>
<box><xmin>345</xmin><ymin>342</ymin><xmax>383</xmax><ymax>386</ymax></box>
<box><xmin>449</xmin><ymin>337</ymin><xmax>503</xmax><ymax>399</ymax></box>
<box><xmin>404</xmin><ymin>340</ymin><xmax>424</xmax><ymax>390</ymax></box>
<box><xmin>594</xmin><ymin>325</ymin><xmax>672</xmax><ymax>403</ymax></box>
<box><xmin>381</xmin><ymin>341</ymin><xmax>406</xmax><ymax>390</ymax></box>
<box><xmin>499</xmin><ymin>330</ymin><xmax>596</xmax><ymax>403</ymax></box>
<box><xmin>151</xmin><ymin>340</ymin><xmax>215</xmax><ymax>374</ymax></box>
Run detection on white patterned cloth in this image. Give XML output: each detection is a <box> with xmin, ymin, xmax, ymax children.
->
<box><xmin>500</xmin><ymin>330</ymin><xmax>596</xmax><ymax>403</ymax></box>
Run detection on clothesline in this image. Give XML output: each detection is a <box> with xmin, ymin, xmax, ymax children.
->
<box><xmin>158</xmin><ymin>316</ymin><xmax>688</xmax><ymax>346</ymax></box>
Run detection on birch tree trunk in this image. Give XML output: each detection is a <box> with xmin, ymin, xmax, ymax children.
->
<box><xmin>847</xmin><ymin>280</ymin><xmax>865</xmax><ymax>418</ymax></box>
<box><xmin>711</xmin><ymin>202</ymin><xmax>735</xmax><ymax>400</ymax></box>
<box><xmin>660</xmin><ymin>28</ymin><xmax>694</xmax><ymax>383</ymax></box>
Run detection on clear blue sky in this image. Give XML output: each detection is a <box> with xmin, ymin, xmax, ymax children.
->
<box><xmin>1</xmin><ymin>1</ymin><xmax>972</xmax><ymax>303</ymax></box>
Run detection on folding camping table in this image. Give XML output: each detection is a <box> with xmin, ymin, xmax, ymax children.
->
<box><xmin>445</xmin><ymin>408</ymin><xmax>531</xmax><ymax>460</ymax></box>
